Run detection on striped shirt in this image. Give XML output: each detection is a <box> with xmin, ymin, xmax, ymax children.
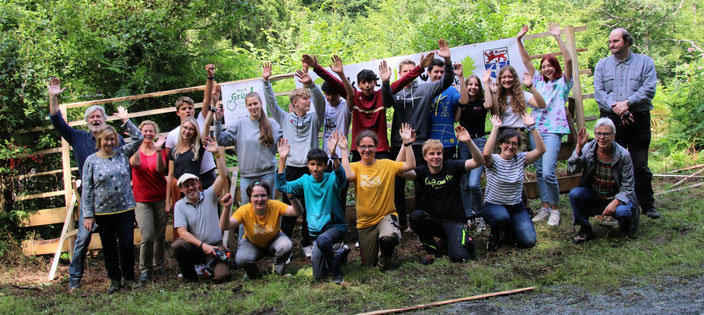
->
<box><xmin>484</xmin><ymin>152</ymin><xmax>527</xmax><ymax>205</ymax></box>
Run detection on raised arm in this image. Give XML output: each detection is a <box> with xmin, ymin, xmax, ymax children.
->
<box><xmin>425</xmin><ymin>39</ymin><xmax>455</xmax><ymax>98</ymax></box>
<box><xmin>327</xmin><ymin>131</ymin><xmax>342</xmax><ymax>170</ymax></box>
<box><xmin>165</xmin><ymin>159</ymin><xmax>175</xmax><ymax>213</ymax></box>
<box><xmin>455</xmin><ymin>63</ymin><xmax>469</xmax><ymax>106</ymax></box>
<box><xmin>262</xmin><ymin>62</ymin><xmax>286</xmax><ymax>123</ymax></box>
<box><xmin>48</xmin><ymin>77</ymin><xmax>65</xmax><ymax>116</ymax></box>
<box><xmin>516</xmin><ymin>25</ymin><xmax>536</xmax><ymax>77</ymax></box>
<box><xmin>202</xmin><ymin>84</ymin><xmax>221</xmax><ymax>138</ymax></box>
<box><xmin>548</xmin><ymin>22</ymin><xmax>572</xmax><ymax>81</ymax></box>
<box><xmin>337</xmin><ymin>134</ymin><xmax>355</xmax><ymax>182</ymax></box>
<box><xmin>391</xmin><ymin>54</ymin><xmax>429</xmax><ymax>93</ymax></box>
<box><xmin>330</xmin><ymin>55</ymin><xmax>355</xmax><ymax>111</ymax></box>
<box><xmin>524</xmin><ymin>72</ymin><xmax>547</xmax><ymax>109</ymax></box>
<box><xmin>218</xmin><ymin>193</ymin><xmax>241</xmax><ymax>231</ymax></box>
<box><xmin>154</xmin><ymin>136</ymin><xmax>166</xmax><ymax>173</ymax></box>
<box><xmin>202</xmin><ymin>64</ymin><xmax>216</xmax><ymax>116</ymax></box>
<box><xmin>484</xmin><ymin>115</ymin><xmax>502</xmax><ymax>168</ymax></box>
<box><xmin>523</xmin><ymin>114</ymin><xmax>546</xmax><ymax>164</ymax></box>
<box><xmin>399</xmin><ymin>123</ymin><xmax>416</xmax><ymax>172</ymax></box>
<box><xmin>114</xmin><ymin>106</ymin><xmax>143</xmax><ymax>157</ymax></box>
<box><xmin>205</xmin><ymin>136</ymin><xmax>229</xmax><ymax>195</ymax></box>
<box><xmin>567</xmin><ymin>127</ymin><xmax>588</xmax><ymax>174</ymax></box>
<box><xmin>482</xmin><ymin>70</ymin><xmax>496</xmax><ymax>111</ymax></box>
<box><xmin>296</xmin><ymin>64</ymin><xmax>325</xmax><ymax>125</ymax></box>
<box><xmin>303</xmin><ymin>54</ymin><xmax>348</xmax><ymax>98</ymax></box>
<box><xmin>455</xmin><ymin>125</ymin><xmax>485</xmax><ymax>170</ymax></box>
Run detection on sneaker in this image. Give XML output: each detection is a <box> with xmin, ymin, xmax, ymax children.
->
<box><xmin>302</xmin><ymin>245</ymin><xmax>314</xmax><ymax>259</ymax></box>
<box><xmin>332</xmin><ymin>273</ymin><xmax>344</xmax><ymax>285</ymax></box>
<box><xmin>573</xmin><ymin>226</ymin><xmax>595</xmax><ymax>244</ymax></box>
<box><xmin>67</xmin><ymin>279</ymin><xmax>80</xmax><ymax>293</ymax></box>
<box><xmin>378</xmin><ymin>255</ymin><xmax>392</xmax><ymax>271</ymax></box>
<box><xmin>420</xmin><ymin>254</ymin><xmax>435</xmax><ymax>265</ymax></box>
<box><xmin>337</xmin><ymin>244</ymin><xmax>350</xmax><ymax>265</ymax></box>
<box><xmin>547</xmin><ymin>210</ymin><xmax>561</xmax><ymax>226</ymax></box>
<box><xmin>107</xmin><ymin>279</ymin><xmax>121</xmax><ymax>294</ymax></box>
<box><xmin>532</xmin><ymin>208</ymin><xmax>550</xmax><ymax>222</ymax></box>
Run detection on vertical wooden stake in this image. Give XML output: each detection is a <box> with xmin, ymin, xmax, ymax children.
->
<box><xmin>59</xmin><ymin>104</ymin><xmax>77</xmax><ymax>259</ymax></box>
<box><xmin>565</xmin><ymin>25</ymin><xmax>585</xmax><ymax>130</ymax></box>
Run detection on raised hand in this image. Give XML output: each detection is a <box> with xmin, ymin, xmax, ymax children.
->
<box><xmin>436</xmin><ymin>39</ymin><xmax>451</xmax><ymax>59</ymax></box>
<box><xmin>327</xmin><ymin>130</ymin><xmax>340</xmax><ymax>154</ymax></box>
<box><xmin>490</xmin><ymin>115</ymin><xmax>503</xmax><ymax>128</ymax></box>
<box><xmin>453</xmin><ymin>63</ymin><xmax>464</xmax><ymax>77</ymax></box>
<box><xmin>399</xmin><ymin>123</ymin><xmax>414</xmax><ymax>143</ymax></box>
<box><xmin>295</xmin><ymin>64</ymin><xmax>312</xmax><ymax>85</ymax></box>
<box><xmin>576</xmin><ymin>127</ymin><xmax>588</xmax><ymax>149</ymax></box>
<box><xmin>206</xmin><ymin>64</ymin><xmax>216</xmax><ymax>78</ymax></box>
<box><xmin>548</xmin><ymin>22</ymin><xmax>561</xmax><ymax>37</ymax></box>
<box><xmin>455</xmin><ymin>125</ymin><xmax>471</xmax><ymax>143</ymax></box>
<box><xmin>490</xmin><ymin>81</ymin><xmax>498</xmax><ymax>93</ymax></box>
<box><xmin>330</xmin><ymin>55</ymin><xmax>344</xmax><ymax>75</ymax></box>
<box><xmin>215</xmin><ymin>106</ymin><xmax>224</xmax><ymax>121</ymax></box>
<box><xmin>277</xmin><ymin>138</ymin><xmax>290</xmax><ymax>159</ymax></box>
<box><xmin>521</xmin><ymin>112</ymin><xmax>535</xmax><ymax>127</ymax></box>
<box><xmin>115</xmin><ymin>106</ymin><xmax>129</xmax><ymax>123</ymax></box>
<box><xmin>203</xmin><ymin>136</ymin><xmax>219</xmax><ymax>153</ymax></box>
<box><xmin>211</xmin><ymin>84</ymin><xmax>221</xmax><ymax>104</ymax></box>
<box><xmin>379</xmin><ymin>60</ymin><xmax>391</xmax><ymax>82</ymax></box>
<box><xmin>337</xmin><ymin>134</ymin><xmax>349</xmax><ymax>150</ymax></box>
<box><xmin>262</xmin><ymin>62</ymin><xmax>272</xmax><ymax>81</ymax></box>
<box><xmin>48</xmin><ymin>77</ymin><xmax>65</xmax><ymax>97</ymax></box>
<box><xmin>301</xmin><ymin>54</ymin><xmax>318</xmax><ymax>68</ymax></box>
<box><xmin>482</xmin><ymin>69</ymin><xmax>492</xmax><ymax>84</ymax></box>
<box><xmin>154</xmin><ymin>135</ymin><xmax>167</xmax><ymax>148</ymax></box>
<box><xmin>220</xmin><ymin>193</ymin><xmax>234</xmax><ymax>208</ymax></box>
<box><xmin>517</xmin><ymin>25</ymin><xmax>529</xmax><ymax>40</ymax></box>
<box><xmin>522</xmin><ymin>71</ymin><xmax>533</xmax><ymax>87</ymax></box>
<box><xmin>420</xmin><ymin>52</ymin><xmax>436</xmax><ymax>69</ymax></box>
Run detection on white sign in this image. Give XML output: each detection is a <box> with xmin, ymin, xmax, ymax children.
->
<box><xmin>221</xmin><ymin>79</ymin><xmax>266</xmax><ymax>127</ymax></box>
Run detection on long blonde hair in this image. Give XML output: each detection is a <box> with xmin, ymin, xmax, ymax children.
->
<box><xmin>175</xmin><ymin>117</ymin><xmax>201</xmax><ymax>161</ymax></box>
<box><xmin>497</xmin><ymin>65</ymin><xmax>527</xmax><ymax>115</ymax></box>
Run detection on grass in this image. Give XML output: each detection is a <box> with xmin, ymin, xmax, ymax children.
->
<box><xmin>0</xmin><ymin>177</ymin><xmax>703</xmax><ymax>314</ymax></box>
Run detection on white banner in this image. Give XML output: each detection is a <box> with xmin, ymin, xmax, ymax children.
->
<box><xmin>296</xmin><ymin>37</ymin><xmax>526</xmax><ymax>89</ymax></box>
<box><xmin>221</xmin><ymin>79</ymin><xmax>266</xmax><ymax>127</ymax></box>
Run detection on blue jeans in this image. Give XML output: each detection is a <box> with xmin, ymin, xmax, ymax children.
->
<box><xmin>529</xmin><ymin>133</ymin><xmax>563</xmax><ymax>206</ymax></box>
<box><xmin>311</xmin><ymin>227</ymin><xmax>346</xmax><ymax>279</ymax></box>
<box><xmin>482</xmin><ymin>202</ymin><xmax>536</xmax><ymax>248</ymax></box>
<box><xmin>68</xmin><ymin>208</ymin><xmax>93</xmax><ymax>282</ymax></box>
<box><xmin>458</xmin><ymin>137</ymin><xmax>486</xmax><ymax>217</ymax></box>
<box><xmin>238</xmin><ymin>172</ymin><xmax>276</xmax><ymax>240</ymax></box>
<box><xmin>569</xmin><ymin>186</ymin><xmax>634</xmax><ymax>228</ymax></box>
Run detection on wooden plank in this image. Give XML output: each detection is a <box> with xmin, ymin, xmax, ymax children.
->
<box><xmin>18</xmin><ymin>207</ymin><xmax>67</xmax><ymax>227</ymax></box>
<box><xmin>525</xmin><ymin>175</ymin><xmax>582</xmax><ymax>199</ymax></box>
<box><xmin>48</xmin><ymin>190</ymin><xmax>77</xmax><ymax>280</ymax></box>
<box><xmin>578</xmin><ymin>69</ymin><xmax>592</xmax><ymax>75</ymax></box>
<box><xmin>16</xmin><ymin>147</ymin><xmax>62</xmax><ymax>159</ymax></box>
<box><xmin>60</xmin><ymin>104</ymin><xmax>74</xmax><ymax>215</ymax></box>
<box><xmin>15</xmin><ymin>190</ymin><xmax>65</xmax><ymax>201</ymax></box>
<box><xmin>565</xmin><ymin>25</ymin><xmax>586</xmax><ymax>130</ymax></box>
<box><xmin>529</xmin><ymin>48</ymin><xmax>587</xmax><ymax>60</ymax></box>
<box><xmin>582</xmin><ymin>93</ymin><xmax>594</xmax><ymax>99</ymax></box>
<box><xmin>12</xmin><ymin>168</ymin><xmax>76</xmax><ymax>180</ymax></box>
<box><xmin>524</xmin><ymin>25</ymin><xmax>586</xmax><ymax>40</ymax></box>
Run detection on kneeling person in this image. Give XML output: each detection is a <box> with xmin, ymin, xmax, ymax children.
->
<box><xmin>276</xmin><ymin>133</ymin><xmax>349</xmax><ymax>284</ymax></box>
<box><xmin>219</xmin><ymin>181</ymin><xmax>302</xmax><ymax>279</ymax></box>
<box><xmin>400</xmin><ymin>126</ymin><xmax>485</xmax><ymax>264</ymax></box>
<box><xmin>568</xmin><ymin>118</ymin><xmax>638</xmax><ymax>243</ymax></box>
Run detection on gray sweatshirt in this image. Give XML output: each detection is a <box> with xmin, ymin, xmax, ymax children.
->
<box><xmin>383</xmin><ymin>62</ymin><xmax>453</xmax><ymax>147</ymax></box>
<box><xmin>264</xmin><ymin>80</ymin><xmax>325</xmax><ymax>167</ymax></box>
<box><xmin>215</xmin><ymin>117</ymin><xmax>282</xmax><ymax>177</ymax></box>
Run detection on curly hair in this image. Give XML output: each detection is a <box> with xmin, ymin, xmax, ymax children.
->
<box><xmin>497</xmin><ymin>65</ymin><xmax>526</xmax><ymax>115</ymax></box>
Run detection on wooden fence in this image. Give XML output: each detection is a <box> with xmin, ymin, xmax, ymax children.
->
<box><xmin>11</xmin><ymin>25</ymin><xmax>591</xmax><ymax>258</ymax></box>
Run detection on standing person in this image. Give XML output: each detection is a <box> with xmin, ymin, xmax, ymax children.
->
<box><xmin>47</xmin><ymin>77</ymin><xmax>125</xmax><ymax>292</ymax></box>
<box><xmin>171</xmin><ymin>137</ymin><xmax>232</xmax><ymax>283</ymax></box>
<box><xmin>567</xmin><ymin>119</ymin><xmax>639</xmax><ymax>243</ymax></box>
<box><xmin>400</xmin><ymin>126</ymin><xmax>485</xmax><ymax>265</ymax></box>
<box><xmin>482</xmin><ymin>115</ymin><xmax>545</xmax><ymax>251</ymax></box>
<box><xmin>81</xmin><ymin>107</ymin><xmax>142</xmax><ymax>294</ymax></box>
<box><xmin>262</xmin><ymin>62</ymin><xmax>325</xmax><ymax>258</ymax></box>
<box><xmin>340</xmin><ymin>124</ymin><xmax>416</xmax><ymax>271</ymax></box>
<box><xmin>457</xmin><ymin>71</ymin><xmax>495</xmax><ymax>226</ymax></box>
<box><xmin>428</xmin><ymin>60</ymin><xmax>468</xmax><ymax>159</ymax></box>
<box><xmin>594</xmin><ymin>28</ymin><xmax>659</xmax><ymax>219</ymax></box>
<box><xmin>495</xmin><ymin>65</ymin><xmax>547</xmax><ymax>152</ymax></box>
<box><xmin>164</xmin><ymin>65</ymin><xmax>217</xmax><ymax>212</ymax></box>
<box><xmin>219</xmin><ymin>181</ymin><xmax>302</xmax><ymax>279</ymax></box>
<box><xmin>383</xmin><ymin>40</ymin><xmax>454</xmax><ymax>229</ymax></box>
<box><xmin>516</xmin><ymin>23</ymin><xmax>574</xmax><ymax>226</ymax></box>
<box><xmin>129</xmin><ymin>121</ymin><xmax>168</xmax><ymax>284</ymax></box>
<box><xmin>276</xmin><ymin>133</ymin><xmax>350</xmax><ymax>284</ymax></box>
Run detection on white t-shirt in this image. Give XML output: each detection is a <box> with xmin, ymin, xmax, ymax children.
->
<box><xmin>500</xmin><ymin>91</ymin><xmax>535</xmax><ymax>128</ymax></box>
<box><xmin>322</xmin><ymin>99</ymin><xmax>351</xmax><ymax>157</ymax></box>
<box><xmin>165</xmin><ymin>112</ymin><xmax>216</xmax><ymax>174</ymax></box>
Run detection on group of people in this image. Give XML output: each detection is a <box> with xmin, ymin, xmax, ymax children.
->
<box><xmin>47</xmin><ymin>24</ymin><xmax>658</xmax><ymax>293</ymax></box>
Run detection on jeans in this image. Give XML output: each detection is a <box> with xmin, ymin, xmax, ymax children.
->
<box><xmin>409</xmin><ymin>210</ymin><xmax>473</xmax><ymax>261</ymax></box>
<box><xmin>94</xmin><ymin>210</ymin><xmax>136</xmax><ymax>281</ymax></box>
<box><xmin>458</xmin><ymin>137</ymin><xmax>486</xmax><ymax>217</ymax></box>
<box><xmin>569</xmin><ymin>186</ymin><xmax>634</xmax><ymax>228</ymax></box>
<box><xmin>68</xmin><ymin>208</ymin><xmax>93</xmax><ymax>282</ymax></box>
<box><xmin>311</xmin><ymin>228</ymin><xmax>346</xmax><ymax>279</ymax></box>
<box><xmin>237</xmin><ymin>172</ymin><xmax>276</xmax><ymax>240</ymax></box>
<box><xmin>135</xmin><ymin>200</ymin><xmax>168</xmax><ymax>273</ymax></box>
<box><xmin>172</xmin><ymin>239</ymin><xmax>229</xmax><ymax>283</ymax></box>
<box><xmin>235</xmin><ymin>232</ymin><xmax>293</xmax><ymax>278</ymax></box>
<box><xmin>482</xmin><ymin>202</ymin><xmax>536</xmax><ymax>248</ymax></box>
<box><xmin>280</xmin><ymin>166</ymin><xmax>313</xmax><ymax>247</ymax></box>
<box><xmin>529</xmin><ymin>133</ymin><xmax>563</xmax><ymax>206</ymax></box>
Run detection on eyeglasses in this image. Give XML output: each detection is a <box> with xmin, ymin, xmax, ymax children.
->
<box><xmin>502</xmin><ymin>141</ymin><xmax>519</xmax><ymax>147</ymax></box>
<box><xmin>251</xmin><ymin>194</ymin><xmax>268</xmax><ymax>200</ymax></box>
<box><xmin>595</xmin><ymin>132</ymin><xmax>613</xmax><ymax>138</ymax></box>
<box><xmin>358</xmin><ymin>145</ymin><xmax>376</xmax><ymax>151</ymax></box>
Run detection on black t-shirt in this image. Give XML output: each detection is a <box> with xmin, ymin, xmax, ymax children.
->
<box><xmin>459</xmin><ymin>99</ymin><xmax>488</xmax><ymax>136</ymax></box>
<box><xmin>168</xmin><ymin>145</ymin><xmax>206</xmax><ymax>179</ymax></box>
<box><xmin>414</xmin><ymin>160</ymin><xmax>467</xmax><ymax>221</ymax></box>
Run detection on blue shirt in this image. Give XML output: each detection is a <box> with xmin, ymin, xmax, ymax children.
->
<box><xmin>430</xmin><ymin>87</ymin><xmax>461</xmax><ymax>147</ymax></box>
<box><xmin>50</xmin><ymin>110</ymin><xmax>124</xmax><ymax>178</ymax></box>
<box><xmin>276</xmin><ymin>165</ymin><xmax>346</xmax><ymax>236</ymax></box>
<box><xmin>594</xmin><ymin>52</ymin><xmax>657</xmax><ymax>113</ymax></box>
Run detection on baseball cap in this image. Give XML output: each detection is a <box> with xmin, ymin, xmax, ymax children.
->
<box><xmin>177</xmin><ymin>173</ymin><xmax>200</xmax><ymax>186</ymax></box>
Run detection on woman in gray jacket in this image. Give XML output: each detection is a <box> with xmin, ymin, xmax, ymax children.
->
<box><xmin>567</xmin><ymin>117</ymin><xmax>639</xmax><ymax>243</ymax></box>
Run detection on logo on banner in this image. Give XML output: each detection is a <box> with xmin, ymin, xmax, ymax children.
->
<box><xmin>225</xmin><ymin>86</ymin><xmax>254</xmax><ymax>111</ymax></box>
<box><xmin>483</xmin><ymin>47</ymin><xmax>510</xmax><ymax>78</ymax></box>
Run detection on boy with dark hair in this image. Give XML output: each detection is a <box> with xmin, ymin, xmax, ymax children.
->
<box><xmin>276</xmin><ymin>133</ymin><xmax>350</xmax><ymax>284</ymax></box>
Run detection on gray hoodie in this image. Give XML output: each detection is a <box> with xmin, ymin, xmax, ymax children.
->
<box><xmin>383</xmin><ymin>62</ymin><xmax>453</xmax><ymax>146</ymax></box>
<box><xmin>264</xmin><ymin>80</ymin><xmax>325</xmax><ymax>167</ymax></box>
<box><xmin>215</xmin><ymin>117</ymin><xmax>282</xmax><ymax>177</ymax></box>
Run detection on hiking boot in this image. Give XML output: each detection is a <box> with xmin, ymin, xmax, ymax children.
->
<box><xmin>332</xmin><ymin>273</ymin><xmax>344</xmax><ymax>285</ymax></box>
<box><xmin>532</xmin><ymin>208</ymin><xmax>550</xmax><ymax>222</ymax></box>
<box><xmin>378</xmin><ymin>255</ymin><xmax>392</xmax><ymax>271</ymax></box>
<box><xmin>420</xmin><ymin>254</ymin><xmax>435</xmax><ymax>265</ymax></box>
<box><xmin>547</xmin><ymin>210</ymin><xmax>561</xmax><ymax>226</ymax></box>
<box><xmin>67</xmin><ymin>279</ymin><xmax>80</xmax><ymax>293</ymax></box>
<box><xmin>573</xmin><ymin>226</ymin><xmax>595</xmax><ymax>244</ymax></box>
<box><xmin>107</xmin><ymin>279</ymin><xmax>121</xmax><ymax>294</ymax></box>
<box><xmin>644</xmin><ymin>208</ymin><xmax>661</xmax><ymax>219</ymax></box>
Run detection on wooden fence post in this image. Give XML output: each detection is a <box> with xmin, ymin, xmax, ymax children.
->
<box><xmin>565</xmin><ymin>25</ymin><xmax>586</xmax><ymax>130</ymax></box>
<box><xmin>59</xmin><ymin>104</ymin><xmax>77</xmax><ymax>259</ymax></box>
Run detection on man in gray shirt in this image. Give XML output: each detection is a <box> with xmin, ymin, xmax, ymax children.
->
<box><xmin>172</xmin><ymin>140</ymin><xmax>231</xmax><ymax>283</ymax></box>
<box><xmin>594</xmin><ymin>28</ymin><xmax>659</xmax><ymax>219</ymax></box>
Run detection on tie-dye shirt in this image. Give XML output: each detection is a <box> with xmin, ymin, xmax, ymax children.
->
<box><xmin>531</xmin><ymin>72</ymin><xmax>572</xmax><ymax>134</ymax></box>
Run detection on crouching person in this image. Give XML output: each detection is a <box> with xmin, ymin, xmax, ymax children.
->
<box><xmin>400</xmin><ymin>126</ymin><xmax>485</xmax><ymax>264</ymax></box>
<box><xmin>172</xmin><ymin>137</ymin><xmax>231</xmax><ymax>283</ymax></box>
<box><xmin>276</xmin><ymin>133</ymin><xmax>349</xmax><ymax>284</ymax></box>
<box><xmin>568</xmin><ymin>118</ymin><xmax>639</xmax><ymax>243</ymax></box>
<box><xmin>220</xmin><ymin>181</ymin><xmax>302</xmax><ymax>279</ymax></box>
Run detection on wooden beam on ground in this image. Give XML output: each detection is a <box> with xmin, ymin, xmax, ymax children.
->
<box><xmin>655</xmin><ymin>182</ymin><xmax>704</xmax><ymax>196</ymax></box>
<box><xmin>664</xmin><ymin>163</ymin><xmax>704</xmax><ymax>174</ymax></box>
<box><xmin>668</xmin><ymin>168</ymin><xmax>704</xmax><ymax>189</ymax></box>
<box><xmin>357</xmin><ymin>286</ymin><xmax>537</xmax><ymax>315</ymax></box>
<box><xmin>18</xmin><ymin>207</ymin><xmax>67</xmax><ymax>227</ymax></box>
<box><xmin>525</xmin><ymin>175</ymin><xmax>582</xmax><ymax>199</ymax></box>
<box><xmin>524</xmin><ymin>25</ymin><xmax>586</xmax><ymax>40</ymax></box>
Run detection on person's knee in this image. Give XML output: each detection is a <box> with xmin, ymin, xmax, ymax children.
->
<box><xmin>235</xmin><ymin>252</ymin><xmax>256</xmax><ymax>265</ymax></box>
<box><xmin>516</xmin><ymin>235</ymin><xmax>536</xmax><ymax>248</ymax></box>
<box><xmin>409</xmin><ymin>210</ymin><xmax>427</xmax><ymax>224</ymax></box>
<box><xmin>212</xmin><ymin>263</ymin><xmax>230</xmax><ymax>284</ymax></box>
<box><xmin>569</xmin><ymin>187</ymin><xmax>587</xmax><ymax>203</ymax></box>
<box><xmin>171</xmin><ymin>239</ymin><xmax>188</xmax><ymax>255</ymax></box>
<box><xmin>379</xmin><ymin>235</ymin><xmax>399</xmax><ymax>249</ymax></box>
<box><xmin>275</xmin><ymin>238</ymin><xmax>293</xmax><ymax>256</ymax></box>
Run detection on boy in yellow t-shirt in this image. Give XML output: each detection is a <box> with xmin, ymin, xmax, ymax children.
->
<box><xmin>340</xmin><ymin>124</ymin><xmax>417</xmax><ymax>270</ymax></box>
